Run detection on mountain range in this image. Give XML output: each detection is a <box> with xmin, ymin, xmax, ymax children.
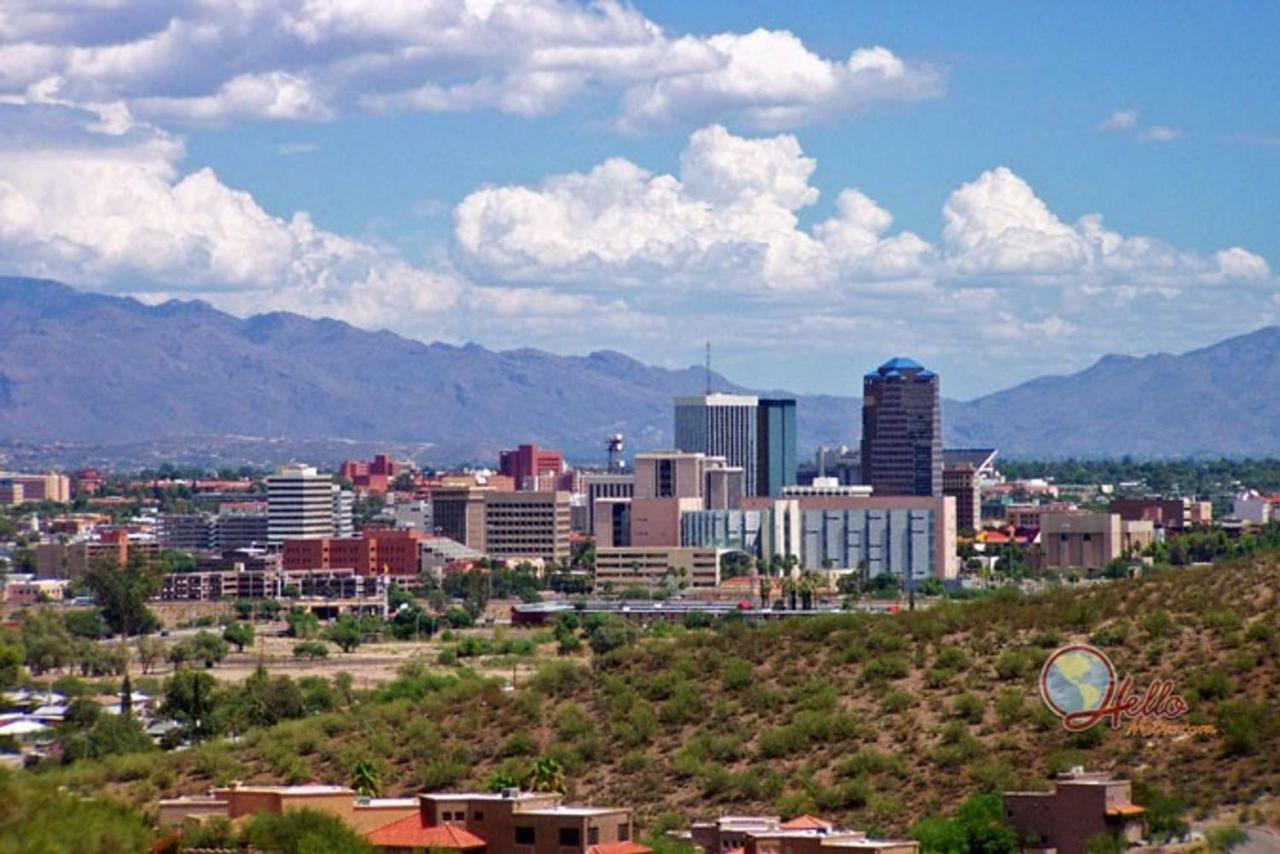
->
<box><xmin>1</xmin><ymin>275</ymin><xmax>1278</xmax><ymax>466</ymax></box>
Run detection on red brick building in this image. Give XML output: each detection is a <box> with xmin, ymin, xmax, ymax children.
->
<box><xmin>498</xmin><ymin>444</ymin><xmax>565</xmax><ymax>491</ymax></box>
<box><xmin>340</xmin><ymin>454</ymin><xmax>401</xmax><ymax>495</ymax></box>
<box><xmin>282</xmin><ymin>529</ymin><xmax>424</xmax><ymax>576</ymax></box>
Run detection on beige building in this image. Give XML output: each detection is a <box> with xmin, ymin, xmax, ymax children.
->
<box><xmin>483</xmin><ymin>490</ymin><xmax>572</xmax><ymax>562</ymax></box>
<box><xmin>594</xmin><ymin>546</ymin><xmax>723</xmax><ymax>591</ymax></box>
<box><xmin>158</xmin><ymin>784</ymin><xmax>416</xmax><ymax>832</ymax></box>
<box><xmin>0</xmin><ymin>472</ymin><xmax>71</xmax><ymax>505</ymax></box>
<box><xmin>630</xmin><ymin>496</ymin><xmax>705</xmax><ymax>547</ymax></box>
<box><xmin>1040</xmin><ymin>511</ymin><xmax>1154</xmax><ymax>570</ymax></box>
<box><xmin>431</xmin><ymin>485</ymin><xmax>490</xmax><ymax>550</ymax></box>
<box><xmin>633</xmin><ymin>451</ymin><xmax>743</xmax><ymax>508</ymax></box>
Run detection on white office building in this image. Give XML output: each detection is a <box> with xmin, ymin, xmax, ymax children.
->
<box><xmin>267</xmin><ymin>465</ymin><xmax>337</xmax><ymax>542</ymax></box>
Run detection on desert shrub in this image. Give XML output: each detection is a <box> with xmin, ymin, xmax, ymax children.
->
<box><xmin>1203</xmin><ymin>609</ymin><xmax>1242</xmax><ymax>634</ymax></box>
<box><xmin>935</xmin><ymin>647</ymin><xmax>970</xmax><ymax>670</ymax></box>
<box><xmin>994</xmin><ymin>690</ymin><xmax>1028</xmax><ymax>725</ymax></box>
<box><xmin>952</xmin><ymin>693</ymin><xmax>985</xmax><ymax>723</ymax></box>
<box><xmin>1196</xmin><ymin>669</ymin><xmax>1234</xmax><ymax>700</ymax></box>
<box><xmin>881</xmin><ymin>688</ymin><xmax>912</xmax><ymax>713</ymax></box>
<box><xmin>529</xmin><ymin>661</ymin><xmax>589</xmax><ymax>697</ymax></box>
<box><xmin>1142</xmin><ymin>609</ymin><xmax>1175</xmax><ymax>638</ymax></box>
<box><xmin>995</xmin><ymin>649</ymin><xmax>1035</xmax><ymax>680</ymax></box>
<box><xmin>1218</xmin><ymin>700</ymin><xmax>1277</xmax><ymax>756</ymax></box>
<box><xmin>835</xmin><ymin>748</ymin><xmax>905</xmax><ymax>777</ymax></box>
<box><xmin>1089</xmin><ymin>621</ymin><xmax>1129</xmax><ymax>647</ymax></box>
<box><xmin>721</xmin><ymin>658</ymin><xmax>754</xmax><ymax>691</ymax></box>
<box><xmin>500</xmin><ymin>731</ymin><xmax>538</xmax><ymax>757</ymax></box>
<box><xmin>863</xmin><ymin>654</ymin><xmax>910</xmax><ymax>682</ymax></box>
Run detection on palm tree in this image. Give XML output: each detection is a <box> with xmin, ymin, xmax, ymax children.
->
<box><xmin>351</xmin><ymin>759</ymin><xmax>382</xmax><ymax>797</ymax></box>
<box><xmin>526</xmin><ymin>757</ymin><xmax>566</xmax><ymax>794</ymax></box>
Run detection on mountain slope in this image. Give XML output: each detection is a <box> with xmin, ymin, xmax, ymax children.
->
<box><xmin>946</xmin><ymin>326</ymin><xmax>1280</xmax><ymax>457</ymax></box>
<box><xmin>4</xmin><ymin>275</ymin><xmax>1280</xmax><ymax>461</ymax></box>
<box><xmin>0</xmin><ymin>276</ymin><xmax>857</xmax><ymax>461</ymax></box>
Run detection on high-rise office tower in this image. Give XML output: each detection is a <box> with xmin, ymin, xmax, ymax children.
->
<box><xmin>756</xmin><ymin>397</ymin><xmax>797</xmax><ymax>497</ymax></box>
<box><xmin>860</xmin><ymin>358</ymin><xmax>942</xmax><ymax>497</ymax></box>
<box><xmin>267</xmin><ymin>464</ymin><xmax>337</xmax><ymax>542</ymax></box>
<box><xmin>674</xmin><ymin>393</ymin><xmax>758</xmax><ymax>496</ymax></box>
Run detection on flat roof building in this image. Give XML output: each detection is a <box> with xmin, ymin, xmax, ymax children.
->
<box><xmin>484</xmin><ymin>490</ymin><xmax>572</xmax><ymax>562</ymax></box>
<box><xmin>267</xmin><ymin>465</ymin><xmax>336</xmax><ymax>543</ymax></box>
<box><xmin>1003</xmin><ymin>769</ymin><xmax>1145</xmax><ymax>854</ymax></box>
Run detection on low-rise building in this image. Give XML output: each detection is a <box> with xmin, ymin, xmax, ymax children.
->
<box><xmin>1108</xmin><ymin>497</ymin><xmax>1204</xmax><ymax>532</ymax></box>
<box><xmin>594</xmin><ymin>546</ymin><xmax>723</xmax><ymax>591</ymax></box>
<box><xmin>1039</xmin><ymin>512</ymin><xmax>1154</xmax><ymax>570</ymax></box>
<box><xmin>1003</xmin><ymin>769</ymin><xmax>1145</xmax><ymax>854</ymax></box>
<box><xmin>483</xmin><ymin>490</ymin><xmax>572</xmax><ymax>562</ymax></box>
<box><xmin>688</xmin><ymin>814</ymin><xmax>917</xmax><ymax>854</ymax></box>
<box><xmin>0</xmin><ymin>471</ymin><xmax>71</xmax><ymax>504</ymax></box>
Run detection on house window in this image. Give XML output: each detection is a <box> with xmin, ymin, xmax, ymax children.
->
<box><xmin>474</xmin><ymin>811</ymin><xmax>484</xmax><ymax>821</ymax></box>
<box><xmin>560</xmin><ymin>827</ymin><xmax>582</xmax><ymax>847</ymax></box>
<box><xmin>588</xmin><ymin>827</ymin><xmax>600</xmax><ymax>845</ymax></box>
<box><xmin>619</xmin><ymin>824</ymin><xmax>630</xmax><ymax>842</ymax></box>
<box><xmin>516</xmin><ymin>826</ymin><xmax>536</xmax><ymax>845</ymax></box>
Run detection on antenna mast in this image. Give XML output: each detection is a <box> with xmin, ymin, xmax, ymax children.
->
<box><xmin>704</xmin><ymin>340</ymin><xmax>712</xmax><ymax>395</ymax></box>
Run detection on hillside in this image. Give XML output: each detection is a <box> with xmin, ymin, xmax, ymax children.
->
<box><xmin>50</xmin><ymin>554</ymin><xmax>1280</xmax><ymax>835</ymax></box>
<box><xmin>0</xmin><ymin>276</ymin><xmax>857</xmax><ymax>463</ymax></box>
<box><xmin>945</xmin><ymin>326</ymin><xmax>1280</xmax><ymax>457</ymax></box>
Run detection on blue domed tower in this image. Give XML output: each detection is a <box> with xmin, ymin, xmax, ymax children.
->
<box><xmin>860</xmin><ymin>357</ymin><xmax>941</xmax><ymax>497</ymax></box>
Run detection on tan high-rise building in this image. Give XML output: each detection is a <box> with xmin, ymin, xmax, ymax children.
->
<box><xmin>633</xmin><ymin>451</ymin><xmax>743</xmax><ymax>506</ymax></box>
<box><xmin>431</xmin><ymin>485</ymin><xmax>490</xmax><ymax>550</ymax></box>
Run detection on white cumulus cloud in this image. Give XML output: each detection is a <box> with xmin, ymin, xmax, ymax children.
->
<box><xmin>0</xmin><ymin>1</ymin><xmax>942</xmax><ymax>130</ymax></box>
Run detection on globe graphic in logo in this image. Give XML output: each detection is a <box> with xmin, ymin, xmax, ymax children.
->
<box><xmin>1040</xmin><ymin>644</ymin><xmax>1115</xmax><ymax>719</ymax></box>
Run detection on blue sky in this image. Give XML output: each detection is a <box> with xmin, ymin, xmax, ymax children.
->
<box><xmin>0</xmin><ymin>1</ymin><xmax>1276</xmax><ymax>399</ymax></box>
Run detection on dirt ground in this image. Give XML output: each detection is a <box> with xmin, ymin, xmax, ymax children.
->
<box><xmin>132</xmin><ymin>626</ymin><xmax>560</xmax><ymax>691</ymax></box>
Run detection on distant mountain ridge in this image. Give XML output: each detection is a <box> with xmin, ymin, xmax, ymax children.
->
<box><xmin>0</xmin><ymin>276</ymin><xmax>857</xmax><ymax>463</ymax></box>
<box><xmin>2</xmin><ymin>275</ymin><xmax>1278</xmax><ymax>464</ymax></box>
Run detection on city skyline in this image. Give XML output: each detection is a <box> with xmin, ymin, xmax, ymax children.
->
<box><xmin>0</xmin><ymin>3</ymin><xmax>1276</xmax><ymax>398</ymax></box>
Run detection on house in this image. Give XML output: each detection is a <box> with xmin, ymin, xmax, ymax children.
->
<box><xmin>156</xmin><ymin>783</ymin><xmax>417</xmax><ymax>831</ymax></box>
<box><xmin>686</xmin><ymin>814</ymin><xmax>917</xmax><ymax>854</ymax></box>
<box><xmin>1002</xmin><ymin>769</ymin><xmax>1145</xmax><ymax>854</ymax></box>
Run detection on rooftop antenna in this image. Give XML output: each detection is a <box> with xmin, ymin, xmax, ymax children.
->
<box><xmin>705</xmin><ymin>340</ymin><xmax>712</xmax><ymax>395</ymax></box>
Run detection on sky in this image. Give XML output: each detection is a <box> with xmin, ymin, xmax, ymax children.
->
<box><xmin>0</xmin><ymin>1</ymin><xmax>1277</xmax><ymax>399</ymax></box>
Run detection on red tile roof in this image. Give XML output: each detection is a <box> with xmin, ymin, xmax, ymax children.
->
<box><xmin>781</xmin><ymin>815</ymin><xmax>833</xmax><ymax>830</ymax></box>
<box><xmin>365</xmin><ymin>815</ymin><xmax>487</xmax><ymax>850</ymax></box>
<box><xmin>587</xmin><ymin>843</ymin><xmax>652</xmax><ymax>854</ymax></box>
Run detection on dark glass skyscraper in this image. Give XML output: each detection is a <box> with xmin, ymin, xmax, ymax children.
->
<box><xmin>756</xmin><ymin>397</ymin><xmax>797</xmax><ymax>497</ymax></box>
<box><xmin>860</xmin><ymin>358</ymin><xmax>941</xmax><ymax>497</ymax></box>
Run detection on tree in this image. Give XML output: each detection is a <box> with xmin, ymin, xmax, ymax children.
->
<box><xmin>232</xmin><ymin>666</ymin><xmax>305</xmax><ymax>729</ymax></box>
<box><xmin>912</xmin><ymin>794</ymin><xmax>1018</xmax><ymax>854</ymax></box>
<box><xmin>239</xmin><ymin>809</ymin><xmax>373</xmax><ymax>854</ymax></box>
<box><xmin>526</xmin><ymin>757</ymin><xmax>566</xmax><ymax>794</ymax></box>
<box><xmin>222</xmin><ymin>621</ymin><xmax>254</xmax><ymax>652</ymax></box>
<box><xmin>136</xmin><ymin>635</ymin><xmax>168</xmax><ymax>674</ymax></box>
<box><xmin>0</xmin><ymin>634</ymin><xmax>22</xmax><ymax>689</ymax></box>
<box><xmin>293</xmin><ymin>641</ymin><xmax>330</xmax><ymax>660</ymax></box>
<box><xmin>173</xmin><ymin>631</ymin><xmax>228</xmax><ymax>668</ymax></box>
<box><xmin>163</xmin><ymin>668</ymin><xmax>220</xmax><ymax>740</ymax></box>
<box><xmin>285</xmin><ymin>607</ymin><xmax>320</xmax><ymax>639</ymax></box>
<box><xmin>485</xmin><ymin>770</ymin><xmax>521</xmax><ymax>793</ymax></box>
<box><xmin>20</xmin><ymin>609</ymin><xmax>74</xmax><ymax>675</ymax></box>
<box><xmin>81</xmin><ymin>554</ymin><xmax>164</xmax><ymax>637</ymax></box>
<box><xmin>351</xmin><ymin>759</ymin><xmax>382</xmax><ymax>797</ymax></box>
<box><xmin>325</xmin><ymin>616</ymin><xmax>363</xmax><ymax>653</ymax></box>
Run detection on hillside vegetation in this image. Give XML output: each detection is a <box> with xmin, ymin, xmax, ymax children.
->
<box><xmin>31</xmin><ymin>554</ymin><xmax>1280</xmax><ymax>837</ymax></box>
